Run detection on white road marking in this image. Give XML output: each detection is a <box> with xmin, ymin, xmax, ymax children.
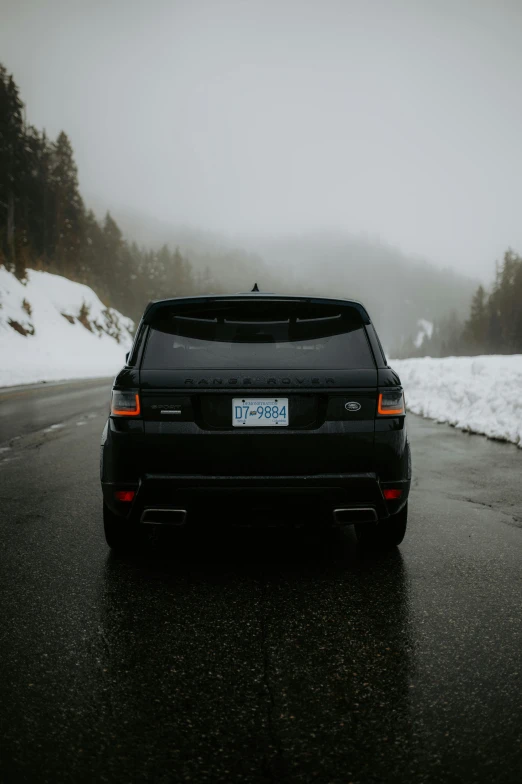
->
<box><xmin>43</xmin><ymin>423</ymin><xmax>65</xmax><ymax>433</ymax></box>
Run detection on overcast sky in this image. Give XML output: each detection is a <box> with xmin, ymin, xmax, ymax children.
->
<box><xmin>2</xmin><ymin>0</ymin><xmax>521</xmax><ymax>277</ymax></box>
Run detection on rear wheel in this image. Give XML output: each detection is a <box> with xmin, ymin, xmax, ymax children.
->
<box><xmin>103</xmin><ymin>503</ymin><xmax>142</xmax><ymax>552</ymax></box>
<box><xmin>355</xmin><ymin>503</ymin><xmax>408</xmax><ymax>550</ymax></box>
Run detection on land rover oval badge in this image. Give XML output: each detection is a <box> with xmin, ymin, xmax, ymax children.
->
<box><xmin>345</xmin><ymin>402</ymin><xmax>362</xmax><ymax>412</ymax></box>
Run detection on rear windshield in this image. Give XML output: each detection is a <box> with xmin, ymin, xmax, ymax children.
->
<box><xmin>142</xmin><ymin>302</ymin><xmax>375</xmax><ymax>370</ymax></box>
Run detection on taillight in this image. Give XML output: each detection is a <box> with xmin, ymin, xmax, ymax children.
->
<box><xmin>114</xmin><ymin>490</ymin><xmax>136</xmax><ymax>502</ymax></box>
<box><xmin>377</xmin><ymin>390</ymin><xmax>405</xmax><ymax>416</ymax></box>
<box><xmin>111</xmin><ymin>390</ymin><xmax>141</xmax><ymax>417</ymax></box>
<box><xmin>383</xmin><ymin>488</ymin><xmax>403</xmax><ymax>500</ymax></box>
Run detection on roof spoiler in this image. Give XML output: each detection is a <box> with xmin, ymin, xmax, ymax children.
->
<box><xmin>143</xmin><ymin>295</ymin><xmax>371</xmax><ymax>325</ymax></box>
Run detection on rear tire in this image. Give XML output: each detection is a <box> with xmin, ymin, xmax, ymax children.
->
<box><xmin>355</xmin><ymin>502</ymin><xmax>408</xmax><ymax>550</ymax></box>
<box><xmin>103</xmin><ymin>503</ymin><xmax>141</xmax><ymax>553</ymax></box>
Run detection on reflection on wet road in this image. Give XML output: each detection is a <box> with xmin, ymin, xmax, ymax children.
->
<box><xmin>0</xmin><ymin>381</ymin><xmax>521</xmax><ymax>783</ymax></box>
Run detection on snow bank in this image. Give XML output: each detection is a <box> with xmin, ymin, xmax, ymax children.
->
<box><xmin>0</xmin><ymin>267</ymin><xmax>134</xmax><ymax>387</ymax></box>
<box><xmin>392</xmin><ymin>355</ymin><xmax>522</xmax><ymax>448</ymax></box>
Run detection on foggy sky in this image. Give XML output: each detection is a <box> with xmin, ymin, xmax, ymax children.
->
<box><xmin>2</xmin><ymin>0</ymin><xmax>522</xmax><ymax>277</ymax></box>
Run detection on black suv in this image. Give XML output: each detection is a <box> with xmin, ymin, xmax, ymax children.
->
<box><xmin>101</xmin><ymin>293</ymin><xmax>411</xmax><ymax>550</ymax></box>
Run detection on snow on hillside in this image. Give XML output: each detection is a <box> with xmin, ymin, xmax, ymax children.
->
<box><xmin>392</xmin><ymin>355</ymin><xmax>522</xmax><ymax>448</ymax></box>
<box><xmin>0</xmin><ymin>267</ymin><xmax>134</xmax><ymax>387</ymax></box>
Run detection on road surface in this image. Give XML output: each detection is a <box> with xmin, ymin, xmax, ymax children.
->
<box><xmin>0</xmin><ymin>380</ymin><xmax>521</xmax><ymax>783</ymax></box>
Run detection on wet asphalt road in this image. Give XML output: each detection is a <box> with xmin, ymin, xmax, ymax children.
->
<box><xmin>0</xmin><ymin>381</ymin><xmax>521</xmax><ymax>783</ymax></box>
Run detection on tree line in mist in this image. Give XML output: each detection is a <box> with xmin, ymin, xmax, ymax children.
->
<box><xmin>395</xmin><ymin>249</ymin><xmax>522</xmax><ymax>358</ymax></box>
<box><xmin>0</xmin><ymin>63</ymin><xmax>232</xmax><ymax>321</ymax></box>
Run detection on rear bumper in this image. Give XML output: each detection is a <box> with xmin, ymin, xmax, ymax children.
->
<box><xmin>102</xmin><ymin>473</ymin><xmax>410</xmax><ymax>526</ymax></box>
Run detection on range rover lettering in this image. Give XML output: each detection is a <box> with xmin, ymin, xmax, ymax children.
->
<box><xmin>100</xmin><ymin>293</ymin><xmax>411</xmax><ymax>550</ymax></box>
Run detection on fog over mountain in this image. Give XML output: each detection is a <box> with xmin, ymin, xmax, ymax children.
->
<box><xmin>2</xmin><ymin>0</ymin><xmax>522</xmax><ymax>282</ymax></box>
<box><xmin>109</xmin><ymin>206</ymin><xmax>476</xmax><ymax>353</ymax></box>
<box><xmin>248</xmin><ymin>233</ymin><xmax>476</xmax><ymax>353</ymax></box>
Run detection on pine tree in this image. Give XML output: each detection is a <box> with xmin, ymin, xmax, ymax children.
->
<box><xmin>464</xmin><ymin>284</ymin><xmax>488</xmax><ymax>351</ymax></box>
<box><xmin>22</xmin><ymin>126</ymin><xmax>52</xmax><ymax>265</ymax></box>
<box><xmin>0</xmin><ymin>65</ymin><xmax>26</xmax><ymax>274</ymax></box>
<box><xmin>102</xmin><ymin>211</ymin><xmax>124</xmax><ymax>292</ymax></box>
<box><xmin>50</xmin><ymin>131</ymin><xmax>84</xmax><ymax>275</ymax></box>
<box><xmin>172</xmin><ymin>246</ymin><xmax>193</xmax><ymax>295</ymax></box>
<box><xmin>80</xmin><ymin>209</ymin><xmax>105</xmax><ymax>285</ymax></box>
<box><xmin>497</xmin><ymin>249</ymin><xmax>521</xmax><ymax>351</ymax></box>
<box><xmin>513</xmin><ymin>260</ymin><xmax>522</xmax><ymax>352</ymax></box>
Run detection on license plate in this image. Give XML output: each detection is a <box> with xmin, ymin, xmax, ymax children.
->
<box><xmin>232</xmin><ymin>398</ymin><xmax>289</xmax><ymax>427</ymax></box>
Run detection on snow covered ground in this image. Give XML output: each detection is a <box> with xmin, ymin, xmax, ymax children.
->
<box><xmin>0</xmin><ymin>267</ymin><xmax>134</xmax><ymax>387</ymax></box>
<box><xmin>392</xmin><ymin>355</ymin><xmax>522</xmax><ymax>448</ymax></box>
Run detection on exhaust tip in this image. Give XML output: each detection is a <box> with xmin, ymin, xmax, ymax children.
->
<box><xmin>333</xmin><ymin>507</ymin><xmax>378</xmax><ymax>525</ymax></box>
<box><xmin>140</xmin><ymin>508</ymin><xmax>187</xmax><ymax>526</ymax></box>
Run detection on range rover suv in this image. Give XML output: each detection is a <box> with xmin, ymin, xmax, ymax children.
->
<box><xmin>100</xmin><ymin>293</ymin><xmax>411</xmax><ymax>551</ymax></box>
